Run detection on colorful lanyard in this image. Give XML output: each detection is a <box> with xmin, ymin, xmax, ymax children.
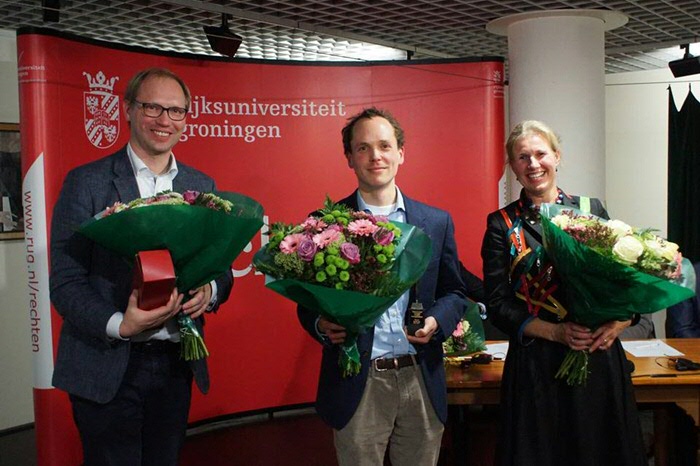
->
<box><xmin>499</xmin><ymin>205</ymin><xmax>567</xmax><ymax>320</ymax></box>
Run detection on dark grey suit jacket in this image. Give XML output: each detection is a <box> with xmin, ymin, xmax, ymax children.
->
<box><xmin>50</xmin><ymin>147</ymin><xmax>233</xmax><ymax>403</ymax></box>
<box><xmin>297</xmin><ymin>190</ymin><xmax>467</xmax><ymax>429</ymax></box>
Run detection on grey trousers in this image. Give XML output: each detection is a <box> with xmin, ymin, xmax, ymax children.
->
<box><xmin>334</xmin><ymin>362</ymin><xmax>444</xmax><ymax>466</ymax></box>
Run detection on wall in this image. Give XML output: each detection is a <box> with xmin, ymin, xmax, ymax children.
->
<box><xmin>0</xmin><ymin>29</ymin><xmax>34</xmax><ymax>431</ymax></box>
<box><xmin>605</xmin><ymin>67</ymin><xmax>699</xmax><ymax>338</ymax></box>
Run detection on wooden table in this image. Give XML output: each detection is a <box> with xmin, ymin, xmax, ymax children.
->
<box><xmin>445</xmin><ymin>339</ymin><xmax>700</xmax><ymax>465</ymax></box>
<box><xmin>446</xmin><ymin>339</ymin><xmax>700</xmax><ymax>424</ymax></box>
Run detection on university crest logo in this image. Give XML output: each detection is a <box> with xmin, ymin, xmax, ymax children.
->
<box><xmin>83</xmin><ymin>71</ymin><xmax>120</xmax><ymax>149</ymax></box>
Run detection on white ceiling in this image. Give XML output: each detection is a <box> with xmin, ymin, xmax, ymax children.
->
<box><xmin>1</xmin><ymin>0</ymin><xmax>699</xmax><ymax>74</ymax></box>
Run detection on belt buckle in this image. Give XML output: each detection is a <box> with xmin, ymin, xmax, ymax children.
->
<box><xmin>373</xmin><ymin>357</ymin><xmax>396</xmax><ymax>372</ymax></box>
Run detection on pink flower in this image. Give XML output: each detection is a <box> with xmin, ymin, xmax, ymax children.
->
<box><xmin>340</xmin><ymin>242</ymin><xmax>361</xmax><ymax>264</ymax></box>
<box><xmin>280</xmin><ymin>233</ymin><xmax>307</xmax><ymax>254</ymax></box>
<box><xmin>353</xmin><ymin>211</ymin><xmax>373</xmax><ymax>220</ymax></box>
<box><xmin>667</xmin><ymin>252</ymin><xmax>683</xmax><ymax>280</ymax></box>
<box><xmin>313</xmin><ymin>228</ymin><xmax>341</xmax><ymax>248</ymax></box>
<box><xmin>373</xmin><ymin>228</ymin><xmax>395</xmax><ymax>246</ymax></box>
<box><xmin>302</xmin><ymin>217</ymin><xmax>327</xmax><ymax>232</ymax></box>
<box><xmin>102</xmin><ymin>201</ymin><xmax>124</xmax><ymax>217</ymax></box>
<box><xmin>452</xmin><ymin>321</ymin><xmax>464</xmax><ymax>338</ymax></box>
<box><xmin>348</xmin><ymin>219</ymin><xmax>379</xmax><ymax>236</ymax></box>
<box><xmin>183</xmin><ymin>190</ymin><xmax>200</xmax><ymax>204</ymax></box>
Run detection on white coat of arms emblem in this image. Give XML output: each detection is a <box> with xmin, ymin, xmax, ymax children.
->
<box><xmin>83</xmin><ymin>71</ymin><xmax>119</xmax><ymax>149</ymax></box>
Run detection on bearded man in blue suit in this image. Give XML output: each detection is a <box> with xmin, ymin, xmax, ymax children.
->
<box><xmin>50</xmin><ymin>68</ymin><xmax>233</xmax><ymax>466</ymax></box>
<box><xmin>297</xmin><ymin>107</ymin><xmax>467</xmax><ymax>466</ymax></box>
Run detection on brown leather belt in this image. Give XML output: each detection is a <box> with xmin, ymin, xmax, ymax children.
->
<box><xmin>372</xmin><ymin>354</ymin><xmax>417</xmax><ymax>371</ymax></box>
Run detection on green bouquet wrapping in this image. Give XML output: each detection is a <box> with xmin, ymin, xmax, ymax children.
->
<box><xmin>539</xmin><ymin>203</ymin><xmax>696</xmax><ymax>385</ymax></box>
<box><xmin>253</xmin><ymin>198</ymin><xmax>432</xmax><ymax>377</ymax></box>
<box><xmin>79</xmin><ymin>190</ymin><xmax>264</xmax><ymax>360</ymax></box>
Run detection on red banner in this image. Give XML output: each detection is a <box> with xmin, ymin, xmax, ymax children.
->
<box><xmin>18</xmin><ymin>28</ymin><xmax>504</xmax><ymax>465</ymax></box>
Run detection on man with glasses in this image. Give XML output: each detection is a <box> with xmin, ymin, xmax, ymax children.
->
<box><xmin>50</xmin><ymin>67</ymin><xmax>233</xmax><ymax>466</ymax></box>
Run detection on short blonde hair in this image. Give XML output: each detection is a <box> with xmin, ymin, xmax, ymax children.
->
<box><xmin>124</xmin><ymin>68</ymin><xmax>191</xmax><ymax>110</ymax></box>
<box><xmin>505</xmin><ymin>120</ymin><xmax>561</xmax><ymax>162</ymax></box>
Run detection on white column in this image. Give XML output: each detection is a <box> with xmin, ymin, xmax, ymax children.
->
<box><xmin>487</xmin><ymin>10</ymin><xmax>627</xmax><ymax>203</ymax></box>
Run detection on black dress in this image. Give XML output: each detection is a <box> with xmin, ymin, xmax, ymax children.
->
<box><xmin>481</xmin><ymin>190</ymin><xmax>647</xmax><ymax>466</ymax></box>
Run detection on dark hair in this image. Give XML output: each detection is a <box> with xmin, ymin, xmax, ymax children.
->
<box><xmin>341</xmin><ymin>107</ymin><xmax>405</xmax><ymax>154</ymax></box>
<box><xmin>124</xmin><ymin>67</ymin><xmax>191</xmax><ymax>109</ymax></box>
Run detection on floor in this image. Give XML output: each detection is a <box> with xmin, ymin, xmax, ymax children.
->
<box><xmin>0</xmin><ymin>406</ymin><xmax>498</xmax><ymax>466</ymax></box>
<box><xmin>3</xmin><ymin>405</ymin><xmax>683</xmax><ymax>466</ymax></box>
<box><xmin>0</xmin><ymin>425</ymin><xmax>36</xmax><ymax>466</ymax></box>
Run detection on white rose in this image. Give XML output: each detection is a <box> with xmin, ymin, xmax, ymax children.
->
<box><xmin>660</xmin><ymin>240</ymin><xmax>679</xmax><ymax>261</ymax></box>
<box><xmin>613</xmin><ymin>235</ymin><xmax>644</xmax><ymax>264</ymax></box>
<box><xmin>644</xmin><ymin>238</ymin><xmax>665</xmax><ymax>257</ymax></box>
<box><xmin>606</xmin><ymin>219</ymin><xmax>633</xmax><ymax>239</ymax></box>
<box><xmin>551</xmin><ymin>214</ymin><xmax>571</xmax><ymax>229</ymax></box>
<box><xmin>644</xmin><ymin>237</ymin><xmax>679</xmax><ymax>262</ymax></box>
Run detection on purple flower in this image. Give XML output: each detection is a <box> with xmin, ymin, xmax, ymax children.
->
<box><xmin>297</xmin><ymin>238</ymin><xmax>318</xmax><ymax>262</ymax></box>
<box><xmin>373</xmin><ymin>228</ymin><xmax>395</xmax><ymax>246</ymax></box>
<box><xmin>340</xmin><ymin>242</ymin><xmax>361</xmax><ymax>264</ymax></box>
<box><xmin>183</xmin><ymin>190</ymin><xmax>200</xmax><ymax>204</ymax></box>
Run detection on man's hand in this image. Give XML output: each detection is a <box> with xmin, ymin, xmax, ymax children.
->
<box><xmin>406</xmin><ymin>316</ymin><xmax>438</xmax><ymax>345</ymax></box>
<box><xmin>119</xmin><ymin>288</ymin><xmax>183</xmax><ymax>338</ymax></box>
<box><xmin>318</xmin><ymin>316</ymin><xmax>347</xmax><ymax>344</ymax></box>
<box><xmin>182</xmin><ymin>283</ymin><xmax>213</xmax><ymax>320</ymax></box>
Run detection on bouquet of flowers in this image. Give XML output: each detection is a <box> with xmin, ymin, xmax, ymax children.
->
<box><xmin>80</xmin><ymin>190</ymin><xmax>264</xmax><ymax>360</ymax></box>
<box><xmin>443</xmin><ymin>300</ymin><xmax>487</xmax><ymax>358</ymax></box>
<box><xmin>100</xmin><ymin>190</ymin><xmax>235</xmax><ymax>216</ymax></box>
<box><xmin>253</xmin><ymin>197</ymin><xmax>432</xmax><ymax>376</ymax></box>
<box><xmin>539</xmin><ymin>203</ymin><xmax>695</xmax><ymax>385</ymax></box>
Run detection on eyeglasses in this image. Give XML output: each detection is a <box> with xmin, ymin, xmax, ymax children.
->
<box><xmin>133</xmin><ymin>100</ymin><xmax>188</xmax><ymax>121</ymax></box>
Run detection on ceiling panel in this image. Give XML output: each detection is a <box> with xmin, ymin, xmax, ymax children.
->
<box><xmin>0</xmin><ymin>0</ymin><xmax>698</xmax><ymax>73</ymax></box>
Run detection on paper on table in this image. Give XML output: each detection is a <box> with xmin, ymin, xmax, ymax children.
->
<box><xmin>485</xmin><ymin>342</ymin><xmax>509</xmax><ymax>360</ymax></box>
<box><xmin>621</xmin><ymin>339</ymin><xmax>684</xmax><ymax>357</ymax></box>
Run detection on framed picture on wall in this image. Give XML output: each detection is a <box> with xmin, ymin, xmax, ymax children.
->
<box><xmin>0</xmin><ymin>123</ymin><xmax>23</xmax><ymax>240</ymax></box>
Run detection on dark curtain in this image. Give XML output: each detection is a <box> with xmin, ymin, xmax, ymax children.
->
<box><xmin>668</xmin><ymin>87</ymin><xmax>700</xmax><ymax>263</ymax></box>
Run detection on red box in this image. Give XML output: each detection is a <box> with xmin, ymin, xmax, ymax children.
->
<box><xmin>132</xmin><ymin>249</ymin><xmax>176</xmax><ymax>310</ymax></box>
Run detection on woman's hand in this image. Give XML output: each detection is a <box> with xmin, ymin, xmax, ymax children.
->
<box><xmin>590</xmin><ymin>320</ymin><xmax>631</xmax><ymax>352</ymax></box>
<box><xmin>553</xmin><ymin>322</ymin><xmax>594</xmax><ymax>350</ymax></box>
<box><xmin>524</xmin><ymin>318</ymin><xmax>593</xmax><ymax>350</ymax></box>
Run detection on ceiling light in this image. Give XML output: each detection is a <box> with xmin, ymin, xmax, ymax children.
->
<box><xmin>42</xmin><ymin>0</ymin><xmax>61</xmax><ymax>22</ymax></box>
<box><xmin>203</xmin><ymin>14</ymin><xmax>242</xmax><ymax>57</ymax></box>
<box><xmin>669</xmin><ymin>44</ymin><xmax>700</xmax><ymax>78</ymax></box>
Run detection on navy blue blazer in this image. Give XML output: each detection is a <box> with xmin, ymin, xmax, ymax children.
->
<box><xmin>667</xmin><ymin>262</ymin><xmax>700</xmax><ymax>338</ymax></box>
<box><xmin>297</xmin><ymin>191</ymin><xmax>467</xmax><ymax>430</ymax></box>
<box><xmin>50</xmin><ymin>147</ymin><xmax>233</xmax><ymax>403</ymax></box>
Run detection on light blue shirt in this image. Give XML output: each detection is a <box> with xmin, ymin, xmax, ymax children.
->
<box><xmin>357</xmin><ymin>188</ymin><xmax>416</xmax><ymax>359</ymax></box>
